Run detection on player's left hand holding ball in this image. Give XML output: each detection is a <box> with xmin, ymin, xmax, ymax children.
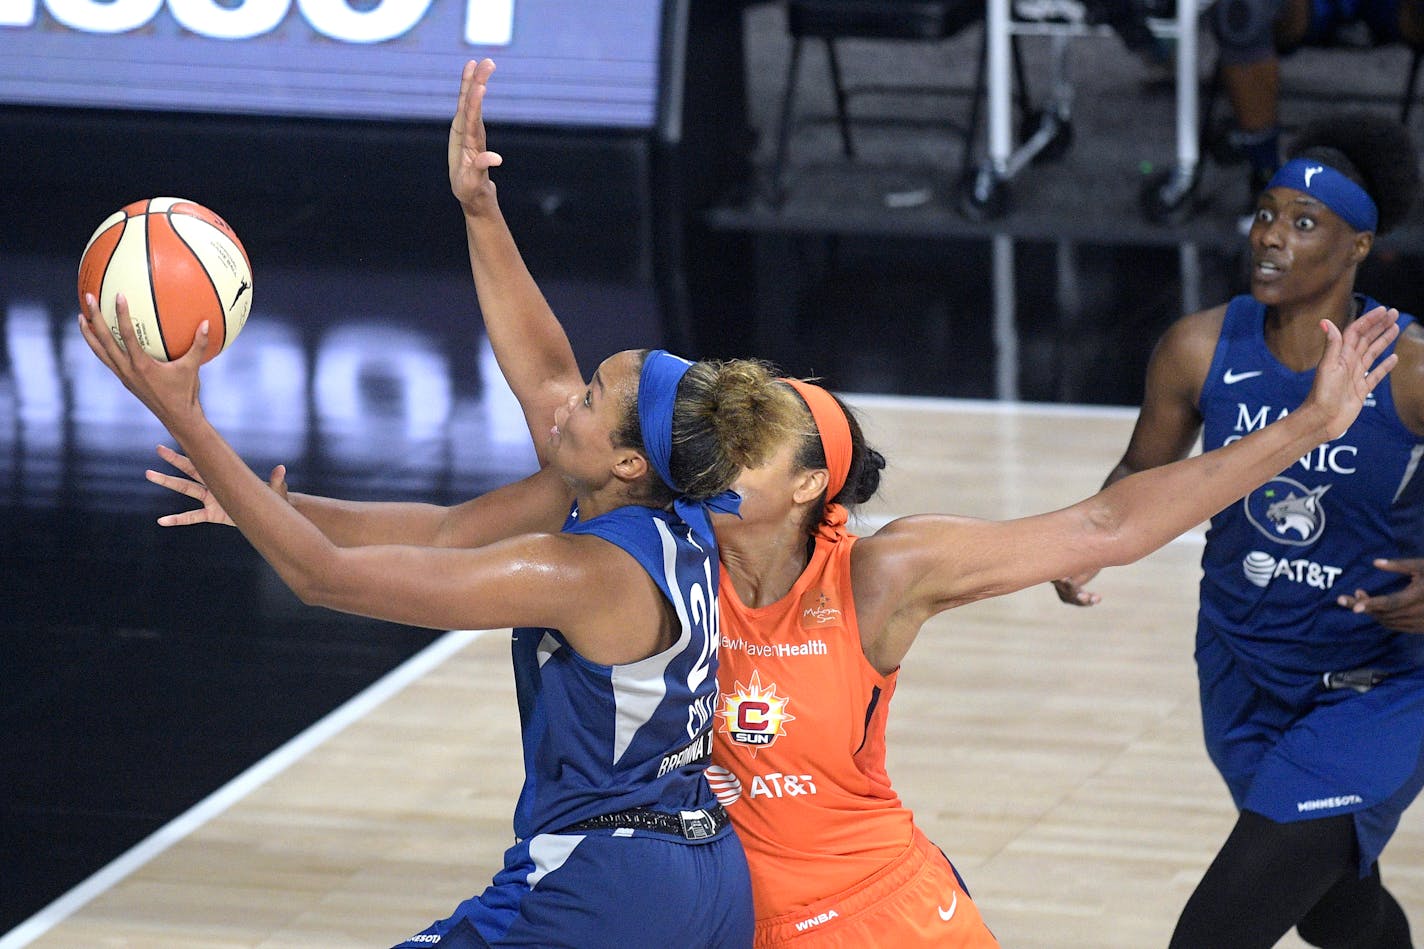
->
<box><xmin>79</xmin><ymin>290</ymin><xmax>210</xmax><ymax>435</ymax></box>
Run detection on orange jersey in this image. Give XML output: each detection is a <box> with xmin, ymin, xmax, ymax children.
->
<box><xmin>710</xmin><ymin>530</ymin><xmax>916</xmax><ymax>920</ymax></box>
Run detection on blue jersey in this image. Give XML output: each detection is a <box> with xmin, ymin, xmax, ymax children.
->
<box><xmin>1194</xmin><ymin>295</ymin><xmax>1424</xmax><ymax>868</ymax></box>
<box><xmin>1198</xmin><ymin>294</ymin><xmax>1424</xmax><ymax>705</ymax></box>
<box><xmin>510</xmin><ymin>502</ymin><xmax>723</xmax><ymax>839</ymax></box>
<box><xmin>395</xmin><ymin>502</ymin><xmax>753</xmax><ymax>948</ymax></box>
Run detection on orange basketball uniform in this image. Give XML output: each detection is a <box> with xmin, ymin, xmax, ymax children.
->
<box><xmin>710</xmin><ymin>531</ymin><xmax>999</xmax><ymax>947</ymax></box>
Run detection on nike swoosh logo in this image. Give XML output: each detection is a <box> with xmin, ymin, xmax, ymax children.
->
<box><xmin>938</xmin><ymin>892</ymin><xmax>958</xmax><ymax>922</ymax></box>
<box><xmin>1223</xmin><ymin>369</ymin><xmax>1264</xmax><ymax>384</ymax></box>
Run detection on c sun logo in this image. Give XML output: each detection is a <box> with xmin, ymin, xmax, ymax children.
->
<box><xmin>719</xmin><ymin>671</ymin><xmax>796</xmax><ymax>755</ymax></box>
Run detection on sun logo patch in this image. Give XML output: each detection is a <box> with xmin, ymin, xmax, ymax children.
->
<box><xmin>719</xmin><ymin>671</ymin><xmax>796</xmax><ymax>755</ymax></box>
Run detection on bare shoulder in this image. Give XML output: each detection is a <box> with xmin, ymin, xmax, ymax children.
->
<box><xmin>495</xmin><ymin>529</ymin><xmax>650</xmax><ymax>592</ymax></box>
<box><xmin>1156</xmin><ymin>304</ymin><xmax>1228</xmax><ymax>369</ymax></box>
<box><xmin>857</xmin><ymin>513</ymin><xmax>981</xmax><ymax>550</ymax></box>
<box><xmin>543</xmin><ymin>528</ymin><xmax>673</xmax><ymax>663</ymax></box>
<box><xmin>1142</xmin><ymin>304</ymin><xmax>1228</xmax><ymax>406</ymax></box>
<box><xmin>1387</xmin><ymin>319</ymin><xmax>1424</xmax><ymax>436</ymax></box>
<box><xmin>850</xmin><ymin>514</ymin><xmax>991</xmax><ymax>662</ymax></box>
<box><xmin>1395</xmin><ymin>319</ymin><xmax>1424</xmax><ymax>359</ymax></box>
<box><xmin>851</xmin><ymin>514</ymin><xmax>984</xmax><ymax>590</ymax></box>
<box><xmin>560</xmin><ymin>529</ymin><xmax>652</xmax><ymax>573</ymax></box>
<box><xmin>562</xmin><ymin>529</ymin><xmax>667</xmax><ymax>616</ymax></box>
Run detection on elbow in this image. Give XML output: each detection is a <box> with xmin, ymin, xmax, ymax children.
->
<box><xmin>1081</xmin><ymin>501</ymin><xmax>1137</xmax><ymax>568</ymax></box>
<box><xmin>286</xmin><ymin>571</ymin><xmax>327</xmax><ymax>608</ymax></box>
<box><xmin>294</xmin><ymin>583</ymin><xmax>327</xmax><ymax>609</ymax></box>
<box><xmin>279</xmin><ymin>560</ymin><xmax>340</xmax><ymax>610</ymax></box>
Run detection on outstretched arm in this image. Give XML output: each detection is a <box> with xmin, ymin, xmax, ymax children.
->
<box><xmin>450</xmin><ymin>58</ymin><xmax>583</xmax><ymax>465</ymax></box>
<box><xmin>147</xmin><ymin>443</ymin><xmax>569</xmax><ymax>548</ymax></box>
<box><xmin>856</xmin><ymin>307</ymin><xmax>1400</xmax><ymax>673</ymax></box>
<box><xmin>80</xmin><ymin>295</ymin><xmax>660</xmax><ymax>660</ymax></box>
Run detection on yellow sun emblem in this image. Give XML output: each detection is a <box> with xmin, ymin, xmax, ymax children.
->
<box><xmin>720</xmin><ymin>671</ymin><xmax>796</xmax><ymax>755</ymax></box>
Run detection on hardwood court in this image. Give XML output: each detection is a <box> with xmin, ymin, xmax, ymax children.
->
<box><xmin>9</xmin><ymin>398</ymin><xmax>1423</xmax><ymax>949</ymax></box>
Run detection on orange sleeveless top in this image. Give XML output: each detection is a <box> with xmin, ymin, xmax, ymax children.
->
<box><xmin>709</xmin><ymin>530</ymin><xmax>916</xmax><ymax>920</ymax></box>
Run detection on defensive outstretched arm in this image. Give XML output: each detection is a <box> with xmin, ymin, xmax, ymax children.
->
<box><xmin>853</xmin><ymin>308</ymin><xmax>1401</xmax><ymax>673</ymax></box>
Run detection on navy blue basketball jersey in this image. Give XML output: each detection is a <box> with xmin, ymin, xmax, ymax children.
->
<box><xmin>1197</xmin><ymin>294</ymin><xmax>1424</xmax><ymax>704</ymax></box>
<box><xmin>509</xmin><ymin>502</ymin><xmax>723</xmax><ymax>840</ymax></box>
<box><xmin>392</xmin><ymin>501</ymin><xmax>754</xmax><ymax>947</ymax></box>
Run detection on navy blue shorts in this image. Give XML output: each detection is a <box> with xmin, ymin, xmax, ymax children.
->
<box><xmin>1198</xmin><ymin>635</ymin><xmax>1424</xmax><ymax>875</ymax></box>
<box><xmin>392</xmin><ymin>828</ymin><xmax>753</xmax><ymax>948</ymax></box>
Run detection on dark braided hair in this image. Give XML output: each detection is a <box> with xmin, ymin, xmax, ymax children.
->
<box><xmin>1287</xmin><ymin>111</ymin><xmax>1421</xmax><ymax>235</ymax></box>
<box><xmin>788</xmin><ymin>385</ymin><xmax>887</xmax><ymax>537</ymax></box>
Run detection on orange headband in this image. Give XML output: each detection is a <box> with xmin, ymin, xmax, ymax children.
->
<box><xmin>784</xmin><ymin>379</ymin><xmax>853</xmax><ymax>501</ymax></box>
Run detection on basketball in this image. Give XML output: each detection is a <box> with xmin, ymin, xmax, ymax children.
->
<box><xmin>78</xmin><ymin>197</ymin><xmax>252</xmax><ymax>363</ymax></box>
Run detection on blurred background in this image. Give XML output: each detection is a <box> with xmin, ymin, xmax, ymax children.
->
<box><xmin>2</xmin><ymin>0</ymin><xmax>1422</xmax><ymax>938</ymax></box>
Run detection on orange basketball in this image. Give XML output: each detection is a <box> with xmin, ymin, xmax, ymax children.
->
<box><xmin>78</xmin><ymin>197</ymin><xmax>253</xmax><ymax>363</ymax></box>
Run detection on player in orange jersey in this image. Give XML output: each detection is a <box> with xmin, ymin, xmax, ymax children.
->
<box><xmin>438</xmin><ymin>60</ymin><xmax>1397</xmax><ymax>947</ymax></box>
<box><xmin>146</xmin><ymin>60</ymin><xmax>1404</xmax><ymax>947</ymax></box>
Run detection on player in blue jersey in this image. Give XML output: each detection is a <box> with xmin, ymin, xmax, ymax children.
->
<box><xmin>135</xmin><ymin>63</ymin><xmax>1412</xmax><ymax>946</ymax></box>
<box><xmin>1056</xmin><ymin>112</ymin><xmax>1424</xmax><ymax>947</ymax></box>
<box><xmin>78</xmin><ymin>288</ymin><xmax>804</xmax><ymax>946</ymax></box>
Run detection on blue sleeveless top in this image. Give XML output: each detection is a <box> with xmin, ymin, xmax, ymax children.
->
<box><xmin>1197</xmin><ymin>294</ymin><xmax>1424</xmax><ymax>706</ymax></box>
<box><xmin>509</xmin><ymin>503</ymin><xmax>722</xmax><ymax>840</ymax></box>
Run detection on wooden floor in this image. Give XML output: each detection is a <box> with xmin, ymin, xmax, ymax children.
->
<box><xmin>9</xmin><ymin>399</ymin><xmax>1424</xmax><ymax>949</ymax></box>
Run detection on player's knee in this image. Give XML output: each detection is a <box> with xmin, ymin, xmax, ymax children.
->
<box><xmin>1209</xmin><ymin>0</ymin><xmax>1279</xmax><ymax>62</ymax></box>
<box><xmin>1295</xmin><ymin>871</ymin><xmax>1405</xmax><ymax>949</ymax></box>
<box><xmin>1296</xmin><ymin>908</ymin><xmax>1361</xmax><ymax>947</ymax></box>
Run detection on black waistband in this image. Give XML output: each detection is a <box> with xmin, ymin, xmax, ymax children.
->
<box><xmin>1322</xmin><ymin>668</ymin><xmax>1387</xmax><ymax>693</ymax></box>
<box><xmin>561</xmin><ymin>803</ymin><xmax>729</xmax><ymax>840</ymax></box>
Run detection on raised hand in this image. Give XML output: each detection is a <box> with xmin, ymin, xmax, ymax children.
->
<box><xmin>147</xmin><ymin>444</ymin><xmax>288</xmax><ymax>528</ymax></box>
<box><xmin>1303</xmin><ymin>305</ymin><xmax>1400</xmax><ymax>440</ymax></box>
<box><xmin>448</xmin><ymin>58</ymin><xmax>503</xmax><ymax>212</ymax></box>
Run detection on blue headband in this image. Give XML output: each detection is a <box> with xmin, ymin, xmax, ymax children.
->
<box><xmin>1267</xmin><ymin>158</ymin><xmax>1378</xmax><ymax>232</ymax></box>
<box><xmin>636</xmin><ymin>349</ymin><xmax>742</xmax><ymax>545</ymax></box>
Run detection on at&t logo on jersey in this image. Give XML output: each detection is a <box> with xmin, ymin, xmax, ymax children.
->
<box><xmin>719</xmin><ymin>670</ymin><xmax>795</xmax><ymax>754</ymax></box>
<box><xmin>705</xmin><ymin>765</ymin><xmax>744</xmax><ymax>806</ymax></box>
<box><xmin>704</xmin><ymin>765</ymin><xmax>819</xmax><ymax>806</ymax></box>
<box><xmin>748</xmin><ymin>771</ymin><xmax>817</xmax><ymax>799</ymax></box>
<box><xmin>1241</xmin><ymin>551</ymin><xmax>1344</xmax><ymax>590</ymax></box>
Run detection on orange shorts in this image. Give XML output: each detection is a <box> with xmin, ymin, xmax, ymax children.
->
<box><xmin>753</xmin><ymin>827</ymin><xmax>999</xmax><ymax>947</ymax></box>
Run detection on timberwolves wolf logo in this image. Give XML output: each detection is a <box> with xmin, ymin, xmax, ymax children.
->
<box><xmin>1243</xmin><ymin>477</ymin><xmax>1330</xmax><ymax>547</ymax></box>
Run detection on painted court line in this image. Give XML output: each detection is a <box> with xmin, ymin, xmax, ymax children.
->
<box><xmin>0</xmin><ymin>627</ymin><xmax>493</xmax><ymax>949</ymax></box>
